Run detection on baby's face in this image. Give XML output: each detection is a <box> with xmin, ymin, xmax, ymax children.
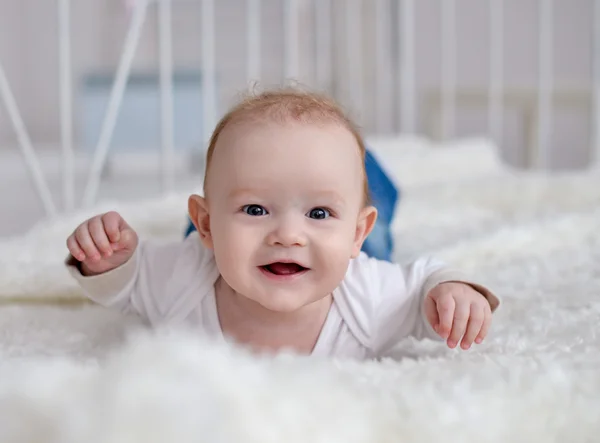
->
<box><xmin>195</xmin><ymin>121</ymin><xmax>376</xmax><ymax>313</ymax></box>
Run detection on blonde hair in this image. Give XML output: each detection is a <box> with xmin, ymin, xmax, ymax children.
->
<box><xmin>203</xmin><ymin>88</ymin><xmax>370</xmax><ymax>205</ymax></box>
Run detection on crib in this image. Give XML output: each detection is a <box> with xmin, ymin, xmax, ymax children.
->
<box><xmin>0</xmin><ymin>0</ymin><xmax>599</xmax><ymax>226</ymax></box>
<box><xmin>0</xmin><ymin>2</ymin><xmax>599</xmax><ymax>442</ymax></box>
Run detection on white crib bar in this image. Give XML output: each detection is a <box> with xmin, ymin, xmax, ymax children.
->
<box><xmin>314</xmin><ymin>0</ymin><xmax>331</xmax><ymax>92</ymax></box>
<box><xmin>346</xmin><ymin>0</ymin><xmax>363</xmax><ymax>120</ymax></box>
<box><xmin>201</xmin><ymin>0</ymin><xmax>217</xmax><ymax>147</ymax></box>
<box><xmin>440</xmin><ymin>0</ymin><xmax>457</xmax><ymax>141</ymax></box>
<box><xmin>399</xmin><ymin>0</ymin><xmax>416</xmax><ymax>134</ymax></box>
<box><xmin>488</xmin><ymin>0</ymin><xmax>504</xmax><ymax>147</ymax></box>
<box><xmin>0</xmin><ymin>63</ymin><xmax>57</xmax><ymax>216</ymax></box>
<box><xmin>374</xmin><ymin>0</ymin><xmax>390</xmax><ymax>132</ymax></box>
<box><xmin>58</xmin><ymin>0</ymin><xmax>74</xmax><ymax>211</ymax></box>
<box><xmin>536</xmin><ymin>0</ymin><xmax>553</xmax><ymax>169</ymax></box>
<box><xmin>159</xmin><ymin>0</ymin><xmax>175</xmax><ymax>193</ymax></box>
<box><xmin>246</xmin><ymin>0</ymin><xmax>261</xmax><ymax>85</ymax></box>
<box><xmin>82</xmin><ymin>0</ymin><xmax>149</xmax><ymax>207</ymax></box>
<box><xmin>284</xmin><ymin>0</ymin><xmax>299</xmax><ymax>80</ymax></box>
<box><xmin>593</xmin><ymin>0</ymin><xmax>600</xmax><ymax>165</ymax></box>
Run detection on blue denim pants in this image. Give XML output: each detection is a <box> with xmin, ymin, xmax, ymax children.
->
<box><xmin>185</xmin><ymin>149</ymin><xmax>399</xmax><ymax>261</ymax></box>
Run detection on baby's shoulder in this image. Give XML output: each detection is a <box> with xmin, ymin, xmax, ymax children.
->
<box><xmin>334</xmin><ymin>253</ymin><xmax>446</xmax><ymax>317</ymax></box>
<box><xmin>332</xmin><ymin>254</ymin><xmax>409</xmax><ymax>352</ymax></box>
<box><xmin>334</xmin><ymin>254</ymin><xmax>405</xmax><ymax>323</ymax></box>
<box><xmin>140</xmin><ymin>232</ymin><xmax>218</xmax><ymax>288</ymax></box>
<box><xmin>339</xmin><ymin>252</ymin><xmax>408</xmax><ymax>295</ymax></box>
<box><xmin>333</xmin><ymin>253</ymin><xmax>449</xmax><ymax>354</ymax></box>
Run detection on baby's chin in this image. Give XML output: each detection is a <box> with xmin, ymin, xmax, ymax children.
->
<box><xmin>244</xmin><ymin>289</ymin><xmax>332</xmax><ymax>314</ymax></box>
<box><xmin>266</xmin><ymin>298</ymin><xmax>325</xmax><ymax>314</ymax></box>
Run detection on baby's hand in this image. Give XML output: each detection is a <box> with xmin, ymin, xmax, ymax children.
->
<box><xmin>424</xmin><ymin>282</ymin><xmax>492</xmax><ymax>350</ymax></box>
<box><xmin>66</xmin><ymin>211</ymin><xmax>138</xmax><ymax>276</ymax></box>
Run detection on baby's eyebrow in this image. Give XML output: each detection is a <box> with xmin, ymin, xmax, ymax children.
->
<box><xmin>227</xmin><ymin>188</ymin><xmax>266</xmax><ymax>199</ymax></box>
<box><xmin>227</xmin><ymin>188</ymin><xmax>347</xmax><ymax>206</ymax></box>
<box><xmin>309</xmin><ymin>190</ymin><xmax>346</xmax><ymax>206</ymax></box>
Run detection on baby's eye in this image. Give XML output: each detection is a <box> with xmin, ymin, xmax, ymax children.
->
<box><xmin>307</xmin><ymin>207</ymin><xmax>330</xmax><ymax>220</ymax></box>
<box><xmin>242</xmin><ymin>204</ymin><xmax>268</xmax><ymax>216</ymax></box>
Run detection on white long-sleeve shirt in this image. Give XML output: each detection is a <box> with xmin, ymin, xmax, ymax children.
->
<box><xmin>66</xmin><ymin>232</ymin><xmax>499</xmax><ymax>359</ymax></box>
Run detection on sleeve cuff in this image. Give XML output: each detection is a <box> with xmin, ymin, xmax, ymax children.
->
<box><xmin>422</xmin><ymin>268</ymin><xmax>500</xmax><ymax>312</ymax></box>
<box><xmin>64</xmin><ymin>249</ymin><xmax>139</xmax><ymax>305</ymax></box>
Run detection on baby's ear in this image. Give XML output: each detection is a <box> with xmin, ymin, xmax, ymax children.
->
<box><xmin>188</xmin><ymin>194</ymin><xmax>214</xmax><ymax>249</ymax></box>
<box><xmin>351</xmin><ymin>205</ymin><xmax>378</xmax><ymax>258</ymax></box>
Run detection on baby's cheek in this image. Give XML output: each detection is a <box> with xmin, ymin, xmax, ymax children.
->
<box><xmin>315</xmin><ymin>235</ymin><xmax>354</xmax><ymax>276</ymax></box>
<box><xmin>319</xmin><ymin>226</ymin><xmax>357</xmax><ymax>254</ymax></box>
<box><xmin>318</xmin><ymin>256</ymin><xmax>352</xmax><ymax>295</ymax></box>
<box><xmin>212</xmin><ymin>223</ymin><xmax>242</xmax><ymax>256</ymax></box>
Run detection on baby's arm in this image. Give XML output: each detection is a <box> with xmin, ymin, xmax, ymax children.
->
<box><xmin>65</xmin><ymin>212</ymin><xmax>191</xmax><ymax>322</ymax></box>
<box><xmin>348</xmin><ymin>255</ymin><xmax>499</xmax><ymax>355</ymax></box>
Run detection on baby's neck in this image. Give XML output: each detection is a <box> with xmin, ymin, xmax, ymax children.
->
<box><xmin>214</xmin><ymin>277</ymin><xmax>332</xmax><ymax>355</ymax></box>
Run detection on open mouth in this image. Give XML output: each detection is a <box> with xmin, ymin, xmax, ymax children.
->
<box><xmin>260</xmin><ymin>262</ymin><xmax>309</xmax><ymax>276</ymax></box>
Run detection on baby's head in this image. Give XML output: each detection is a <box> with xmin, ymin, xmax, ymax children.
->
<box><xmin>189</xmin><ymin>89</ymin><xmax>377</xmax><ymax>313</ymax></box>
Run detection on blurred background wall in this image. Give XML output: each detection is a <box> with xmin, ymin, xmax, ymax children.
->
<box><xmin>0</xmin><ymin>0</ymin><xmax>594</xmax><ymax>166</ymax></box>
<box><xmin>0</xmin><ymin>0</ymin><xmax>597</xmax><ymax>236</ymax></box>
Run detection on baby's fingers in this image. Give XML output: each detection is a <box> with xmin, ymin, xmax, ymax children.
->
<box><xmin>66</xmin><ymin>235</ymin><xmax>85</xmax><ymax>262</ymax></box>
<box><xmin>475</xmin><ymin>304</ymin><xmax>492</xmax><ymax>344</ymax></box>
<box><xmin>447</xmin><ymin>301</ymin><xmax>470</xmax><ymax>349</ymax></box>
<box><xmin>460</xmin><ymin>304</ymin><xmax>485</xmax><ymax>349</ymax></box>
<box><xmin>101</xmin><ymin>211</ymin><xmax>122</xmax><ymax>244</ymax></box>
<box><xmin>435</xmin><ymin>291</ymin><xmax>455</xmax><ymax>340</ymax></box>
<box><xmin>74</xmin><ymin>224</ymin><xmax>101</xmax><ymax>261</ymax></box>
<box><xmin>88</xmin><ymin>217</ymin><xmax>113</xmax><ymax>258</ymax></box>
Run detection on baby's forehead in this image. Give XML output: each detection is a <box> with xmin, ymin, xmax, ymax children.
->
<box><xmin>221</xmin><ymin>123</ymin><xmax>361</xmax><ymax>183</ymax></box>
<box><xmin>208</xmin><ymin>120</ymin><xmax>364</xmax><ymax>194</ymax></box>
<box><xmin>216</xmin><ymin>118</ymin><xmax>361</xmax><ymax>155</ymax></box>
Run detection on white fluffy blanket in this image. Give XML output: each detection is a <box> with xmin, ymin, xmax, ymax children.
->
<box><xmin>1</xmin><ymin>137</ymin><xmax>600</xmax><ymax>442</ymax></box>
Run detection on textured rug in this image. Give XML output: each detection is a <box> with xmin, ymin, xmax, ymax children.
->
<box><xmin>0</xmin><ymin>138</ymin><xmax>599</xmax><ymax>442</ymax></box>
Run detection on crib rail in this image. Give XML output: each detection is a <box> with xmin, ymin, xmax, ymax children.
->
<box><xmin>594</xmin><ymin>0</ymin><xmax>600</xmax><ymax>164</ymax></box>
<box><xmin>0</xmin><ymin>0</ymin><xmax>598</xmax><ymax>215</ymax></box>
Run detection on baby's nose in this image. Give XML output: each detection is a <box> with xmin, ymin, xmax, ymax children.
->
<box><xmin>267</xmin><ymin>220</ymin><xmax>307</xmax><ymax>247</ymax></box>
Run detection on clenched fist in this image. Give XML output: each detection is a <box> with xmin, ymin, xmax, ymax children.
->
<box><xmin>424</xmin><ymin>282</ymin><xmax>492</xmax><ymax>350</ymax></box>
<box><xmin>66</xmin><ymin>211</ymin><xmax>138</xmax><ymax>276</ymax></box>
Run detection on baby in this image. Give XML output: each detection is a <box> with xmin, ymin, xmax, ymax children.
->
<box><xmin>65</xmin><ymin>89</ymin><xmax>499</xmax><ymax>359</ymax></box>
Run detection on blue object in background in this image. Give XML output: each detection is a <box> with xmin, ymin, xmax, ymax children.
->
<box><xmin>361</xmin><ymin>149</ymin><xmax>399</xmax><ymax>261</ymax></box>
<box><xmin>185</xmin><ymin>147</ymin><xmax>399</xmax><ymax>261</ymax></box>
